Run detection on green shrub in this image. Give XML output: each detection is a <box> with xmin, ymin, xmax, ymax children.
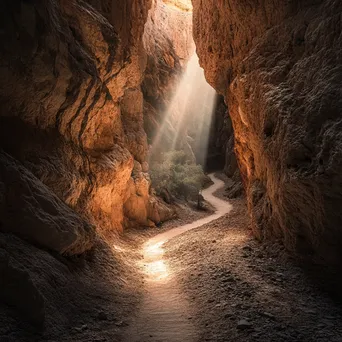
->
<box><xmin>150</xmin><ymin>150</ymin><xmax>207</xmax><ymax>201</ymax></box>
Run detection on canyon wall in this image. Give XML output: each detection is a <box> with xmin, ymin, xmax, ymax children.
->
<box><xmin>192</xmin><ymin>0</ymin><xmax>342</xmax><ymax>262</ymax></box>
<box><xmin>0</xmin><ymin>1</ymin><xmax>171</xmax><ymax>332</ymax></box>
<box><xmin>206</xmin><ymin>96</ymin><xmax>243</xmax><ymax>198</ymax></box>
<box><xmin>0</xmin><ymin>0</ymin><xmax>173</xmax><ymax>252</ymax></box>
<box><xmin>143</xmin><ymin>0</ymin><xmax>232</xmax><ymax>170</ymax></box>
<box><xmin>143</xmin><ymin>0</ymin><xmax>195</xmax><ymax>154</ymax></box>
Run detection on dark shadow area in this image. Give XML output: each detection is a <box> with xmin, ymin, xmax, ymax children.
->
<box><xmin>295</xmin><ymin>258</ymin><xmax>342</xmax><ymax>305</ymax></box>
<box><xmin>0</xmin><ymin>232</ymin><xmax>141</xmax><ymax>341</ymax></box>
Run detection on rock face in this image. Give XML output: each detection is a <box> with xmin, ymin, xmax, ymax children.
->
<box><xmin>0</xmin><ymin>151</ymin><xmax>95</xmax><ymax>255</ymax></box>
<box><xmin>143</xmin><ymin>0</ymin><xmax>195</xmax><ymax>150</ymax></box>
<box><xmin>206</xmin><ymin>96</ymin><xmax>233</xmax><ymax>172</ymax></box>
<box><xmin>0</xmin><ymin>0</ymin><xmax>170</xmax><ymax>240</ymax></box>
<box><xmin>192</xmin><ymin>1</ymin><xmax>342</xmax><ymax>262</ymax></box>
<box><xmin>0</xmin><ymin>248</ymin><xmax>45</xmax><ymax>326</ymax></box>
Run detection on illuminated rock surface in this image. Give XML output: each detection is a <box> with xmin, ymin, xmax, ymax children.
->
<box><xmin>0</xmin><ymin>0</ymin><xmax>172</xmax><ymax>238</ymax></box>
<box><xmin>1</xmin><ymin>0</ymin><xmax>342</xmax><ymax>340</ymax></box>
<box><xmin>192</xmin><ymin>0</ymin><xmax>342</xmax><ymax>262</ymax></box>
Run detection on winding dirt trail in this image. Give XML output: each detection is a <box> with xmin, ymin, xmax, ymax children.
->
<box><xmin>124</xmin><ymin>174</ymin><xmax>232</xmax><ymax>342</ymax></box>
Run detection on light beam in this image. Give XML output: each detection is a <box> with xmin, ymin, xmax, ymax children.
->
<box><xmin>150</xmin><ymin>53</ymin><xmax>217</xmax><ymax>165</ymax></box>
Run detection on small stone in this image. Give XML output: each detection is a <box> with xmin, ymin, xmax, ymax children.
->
<box><xmin>302</xmin><ymin>308</ymin><xmax>317</xmax><ymax>315</ymax></box>
<box><xmin>237</xmin><ymin>319</ymin><xmax>252</xmax><ymax>330</ymax></box>
<box><xmin>98</xmin><ymin>311</ymin><xmax>108</xmax><ymax>321</ymax></box>
<box><xmin>212</xmin><ymin>240</ymin><xmax>217</xmax><ymax>243</ymax></box>
<box><xmin>261</xmin><ymin>312</ymin><xmax>275</xmax><ymax>319</ymax></box>
<box><xmin>224</xmin><ymin>312</ymin><xmax>233</xmax><ymax>318</ymax></box>
<box><xmin>74</xmin><ymin>324</ymin><xmax>88</xmax><ymax>333</ymax></box>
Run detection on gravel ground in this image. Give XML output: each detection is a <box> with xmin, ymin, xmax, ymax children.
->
<box><xmin>165</xmin><ymin>199</ymin><xmax>342</xmax><ymax>342</ymax></box>
<box><xmin>6</xmin><ymin>182</ymin><xmax>341</xmax><ymax>342</ymax></box>
<box><xmin>0</xmin><ymin>234</ymin><xmax>142</xmax><ymax>342</ymax></box>
<box><xmin>0</xmin><ymin>200</ymin><xmax>214</xmax><ymax>342</ymax></box>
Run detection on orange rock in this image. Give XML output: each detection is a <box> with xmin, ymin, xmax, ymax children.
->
<box><xmin>192</xmin><ymin>0</ymin><xmax>342</xmax><ymax>262</ymax></box>
<box><xmin>0</xmin><ymin>0</ymin><xmax>168</xmax><ymax>239</ymax></box>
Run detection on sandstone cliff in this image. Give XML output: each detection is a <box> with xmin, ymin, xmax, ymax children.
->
<box><xmin>192</xmin><ymin>0</ymin><xmax>342</xmax><ymax>262</ymax></box>
<box><xmin>0</xmin><ymin>0</ymin><xmax>172</xmax><ymax>333</ymax></box>
<box><xmin>0</xmin><ymin>0</ymin><xmax>173</xmax><ymax>249</ymax></box>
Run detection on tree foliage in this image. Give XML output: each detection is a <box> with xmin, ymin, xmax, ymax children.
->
<box><xmin>150</xmin><ymin>151</ymin><xmax>207</xmax><ymax>201</ymax></box>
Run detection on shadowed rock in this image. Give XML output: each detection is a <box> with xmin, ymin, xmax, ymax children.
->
<box><xmin>0</xmin><ymin>248</ymin><xmax>45</xmax><ymax>326</ymax></box>
<box><xmin>0</xmin><ymin>151</ymin><xmax>95</xmax><ymax>255</ymax></box>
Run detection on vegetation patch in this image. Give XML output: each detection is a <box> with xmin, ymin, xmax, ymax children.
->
<box><xmin>150</xmin><ymin>151</ymin><xmax>207</xmax><ymax>202</ymax></box>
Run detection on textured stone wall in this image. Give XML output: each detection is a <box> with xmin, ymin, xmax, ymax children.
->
<box><xmin>0</xmin><ymin>0</ymin><xmax>173</xmax><ymax>251</ymax></box>
<box><xmin>192</xmin><ymin>0</ymin><xmax>342</xmax><ymax>262</ymax></box>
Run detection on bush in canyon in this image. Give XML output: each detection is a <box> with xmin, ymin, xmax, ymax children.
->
<box><xmin>150</xmin><ymin>150</ymin><xmax>207</xmax><ymax>201</ymax></box>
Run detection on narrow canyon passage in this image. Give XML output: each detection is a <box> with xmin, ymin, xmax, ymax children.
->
<box><xmin>124</xmin><ymin>175</ymin><xmax>232</xmax><ymax>341</ymax></box>
<box><xmin>1</xmin><ymin>1</ymin><xmax>342</xmax><ymax>341</ymax></box>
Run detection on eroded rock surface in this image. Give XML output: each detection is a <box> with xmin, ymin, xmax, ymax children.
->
<box><xmin>0</xmin><ymin>0</ymin><xmax>170</xmax><ymax>237</ymax></box>
<box><xmin>192</xmin><ymin>0</ymin><xmax>342</xmax><ymax>262</ymax></box>
<box><xmin>0</xmin><ymin>151</ymin><xmax>95</xmax><ymax>255</ymax></box>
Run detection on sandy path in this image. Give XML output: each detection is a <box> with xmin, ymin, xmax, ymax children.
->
<box><xmin>123</xmin><ymin>174</ymin><xmax>232</xmax><ymax>342</ymax></box>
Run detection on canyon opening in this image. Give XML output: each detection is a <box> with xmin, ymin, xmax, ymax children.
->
<box><xmin>1</xmin><ymin>1</ymin><xmax>342</xmax><ymax>342</ymax></box>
